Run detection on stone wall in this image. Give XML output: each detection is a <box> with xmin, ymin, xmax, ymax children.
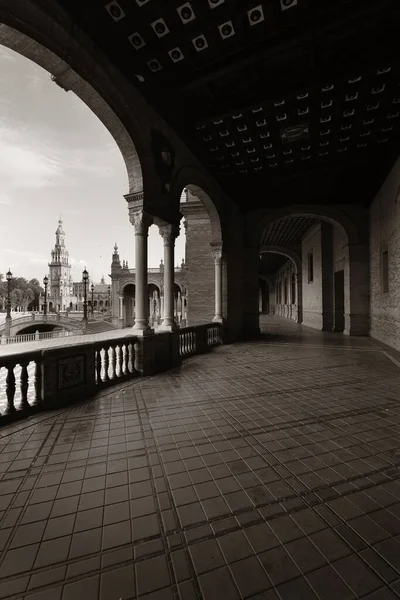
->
<box><xmin>370</xmin><ymin>157</ymin><xmax>400</xmax><ymax>350</ymax></box>
<box><xmin>181</xmin><ymin>199</ymin><xmax>215</xmax><ymax>325</ymax></box>
<box><xmin>301</xmin><ymin>224</ymin><xmax>323</xmax><ymax>329</ymax></box>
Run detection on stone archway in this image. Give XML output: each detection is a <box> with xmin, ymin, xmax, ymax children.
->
<box><xmin>256</xmin><ymin>207</ymin><xmax>369</xmax><ymax>335</ymax></box>
<box><xmin>122</xmin><ymin>284</ymin><xmax>135</xmax><ymax>328</ymax></box>
<box><xmin>174</xmin><ymin>175</ymin><xmax>224</xmax><ymax>326</ymax></box>
<box><xmin>259</xmin><ymin>246</ymin><xmax>303</xmax><ymax>323</ymax></box>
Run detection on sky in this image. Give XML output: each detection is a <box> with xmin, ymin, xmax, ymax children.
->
<box><xmin>0</xmin><ymin>45</ymin><xmax>185</xmax><ymax>284</ymax></box>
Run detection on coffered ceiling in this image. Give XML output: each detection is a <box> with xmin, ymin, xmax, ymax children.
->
<box><xmin>56</xmin><ymin>0</ymin><xmax>400</xmax><ymax>211</ymax></box>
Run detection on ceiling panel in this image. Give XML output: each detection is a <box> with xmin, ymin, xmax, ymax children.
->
<box><xmin>261</xmin><ymin>216</ymin><xmax>319</xmax><ymax>245</ymax></box>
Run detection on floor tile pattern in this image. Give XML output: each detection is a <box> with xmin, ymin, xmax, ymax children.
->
<box><xmin>0</xmin><ymin>317</ymin><xmax>400</xmax><ymax>599</ymax></box>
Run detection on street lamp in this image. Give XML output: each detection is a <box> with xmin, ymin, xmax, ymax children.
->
<box><xmin>91</xmin><ymin>283</ymin><xmax>94</xmax><ymax>315</ymax></box>
<box><xmin>43</xmin><ymin>275</ymin><xmax>49</xmax><ymax>316</ymax></box>
<box><xmin>4</xmin><ymin>269</ymin><xmax>12</xmax><ymax>337</ymax></box>
<box><xmin>108</xmin><ymin>285</ymin><xmax>111</xmax><ymax>315</ymax></box>
<box><xmin>82</xmin><ymin>268</ymin><xmax>89</xmax><ymax>330</ymax></box>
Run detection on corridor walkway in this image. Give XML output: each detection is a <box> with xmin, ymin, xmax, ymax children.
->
<box><xmin>1</xmin><ymin>317</ymin><xmax>400</xmax><ymax>599</ymax></box>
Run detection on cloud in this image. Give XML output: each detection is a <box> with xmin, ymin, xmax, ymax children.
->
<box><xmin>0</xmin><ymin>123</ymin><xmax>63</xmax><ymax>190</ymax></box>
<box><xmin>0</xmin><ymin>192</ymin><xmax>11</xmax><ymax>205</ymax></box>
<box><xmin>1</xmin><ymin>248</ymin><xmax>48</xmax><ymax>262</ymax></box>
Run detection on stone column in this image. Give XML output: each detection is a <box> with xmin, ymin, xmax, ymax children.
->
<box><xmin>159</xmin><ymin>223</ymin><xmax>180</xmax><ymax>330</ymax></box>
<box><xmin>118</xmin><ymin>296</ymin><xmax>123</xmax><ymax>320</ymax></box>
<box><xmin>130</xmin><ymin>210</ymin><xmax>154</xmax><ymax>335</ymax></box>
<box><xmin>211</xmin><ymin>244</ymin><xmax>223</xmax><ymax>323</ymax></box>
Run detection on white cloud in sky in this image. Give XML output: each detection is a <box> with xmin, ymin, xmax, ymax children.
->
<box><xmin>0</xmin><ymin>192</ymin><xmax>11</xmax><ymax>205</ymax></box>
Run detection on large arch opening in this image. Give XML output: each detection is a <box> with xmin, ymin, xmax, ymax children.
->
<box><xmin>0</xmin><ymin>20</ymin><xmax>146</xmax><ymax>333</ymax></box>
<box><xmin>258</xmin><ymin>210</ymin><xmax>369</xmax><ymax>336</ymax></box>
<box><xmin>178</xmin><ymin>185</ymin><xmax>223</xmax><ymax>326</ymax></box>
<box><xmin>122</xmin><ymin>284</ymin><xmax>135</xmax><ymax>328</ymax></box>
<box><xmin>0</xmin><ymin>22</ymin><xmax>143</xmax><ymax>193</ymax></box>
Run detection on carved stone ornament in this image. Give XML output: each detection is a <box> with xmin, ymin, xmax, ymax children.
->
<box><xmin>159</xmin><ymin>223</ymin><xmax>180</xmax><ymax>245</ymax></box>
<box><xmin>129</xmin><ymin>210</ymin><xmax>153</xmax><ymax>235</ymax></box>
<box><xmin>211</xmin><ymin>244</ymin><xmax>223</xmax><ymax>262</ymax></box>
<box><xmin>125</xmin><ymin>191</ymin><xmax>144</xmax><ymax>204</ymax></box>
<box><xmin>58</xmin><ymin>356</ymin><xmax>85</xmax><ymax>390</ymax></box>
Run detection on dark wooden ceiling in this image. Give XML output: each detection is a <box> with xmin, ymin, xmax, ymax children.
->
<box><xmin>260</xmin><ymin>253</ymin><xmax>290</xmax><ymax>275</ymax></box>
<box><xmin>56</xmin><ymin>0</ymin><xmax>400</xmax><ymax>211</ymax></box>
<box><xmin>261</xmin><ymin>216</ymin><xmax>318</xmax><ymax>245</ymax></box>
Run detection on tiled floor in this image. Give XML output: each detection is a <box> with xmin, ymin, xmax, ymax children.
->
<box><xmin>1</xmin><ymin>316</ymin><xmax>400</xmax><ymax>599</ymax></box>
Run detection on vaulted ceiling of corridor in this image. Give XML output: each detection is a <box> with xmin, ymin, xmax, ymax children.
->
<box><xmin>57</xmin><ymin>0</ymin><xmax>400</xmax><ymax>210</ymax></box>
<box><xmin>259</xmin><ymin>215</ymin><xmax>317</xmax><ymax>274</ymax></box>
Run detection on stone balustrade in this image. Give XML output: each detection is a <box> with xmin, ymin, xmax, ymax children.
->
<box><xmin>178</xmin><ymin>323</ymin><xmax>222</xmax><ymax>358</ymax></box>
<box><xmin>0</xmin><ymin>323</ymin><xmax>223</xmax><ymax>425</ymax></box>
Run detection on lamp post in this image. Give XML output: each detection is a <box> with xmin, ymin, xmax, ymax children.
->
<box><xmin>82</xmin><ymin>268</ymin><xmax>88</xmax><ymax>332</ymax></box>
<box><xmin>90</xmin><ymin>283</ymin><xmax>94</xmax><ymax>316</ymax></box>
<box><xmin>108</xmin><ymin>285</ymin><xmax>111</xmax><ymax>315</ymax></box>
<box><xmin>43</xmin><ymin>275</ymin><xmax>49</xmax><ymax>317</ymax></box>
<box><xmin>4</xmin><ymin>269</ymin><xmax>12</xmax><ymax>337</ymax></box>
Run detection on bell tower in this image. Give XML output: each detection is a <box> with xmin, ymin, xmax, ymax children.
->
<box><xmin>48</xmin><ymin>218</ymin><xmax>74</xmax><ymax>310</ymax></box>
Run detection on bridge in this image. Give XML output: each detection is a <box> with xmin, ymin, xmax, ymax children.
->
<box><xmin>0</xmin><ymin>313</ymin><xmax>84</xmax><ymax>337</ymax></box>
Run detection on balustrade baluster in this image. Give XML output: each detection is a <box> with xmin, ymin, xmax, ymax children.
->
<box><xmin>104</xmin><ymin>346</ymin><xmax>110</xmax><ymax>382</ymax></box>
<box><xmin>20</xmin><ymin>361</ymin><xmax>30</xmax><ymax>410</ymax></box>
<box><xmin>110</xmin><ymin>346</ymin><xmax>117</xmax><ymax>379</ymax></box>
<box><xmin>95</xmin><ymin>349</ymin><xmax>102</xmax><ymax>384</ymax></box>
<box><xmin>6</xmin><ymin>366</ymin><xmax>16</xmax><ymax>414</ymax></box>
<box><xmin>118</xmin><ymin>345</ymin><xmax>124</xmax><ymax>376</ymax></box>
<box><xmin>122</xmin><ymin>345</ymin><xmax>127</xmax><ymax>375</ymax></box>
<box><xmin>33</xmin><ymin>360</ymin><xmax>42</xmax><ymax>407</ymax></box>
<box><xmin>128</xmin><ymin>343</ymin><xmax>134</xmax><ymax>373</ymax></box>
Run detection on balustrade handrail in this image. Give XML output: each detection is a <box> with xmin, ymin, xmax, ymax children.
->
<box><xmin>90</xmin><ymin>334</ymin><xmax>137</xmax><ymax>350</ymax></box>
<box><xmin>0</xmin><ymin>325</ymin><xmax>223</xmax><ymax>426</ymax></box>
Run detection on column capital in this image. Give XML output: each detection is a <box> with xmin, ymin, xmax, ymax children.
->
<box><xmin>159</xmin><ymin>223</ymin><xmax>180</xmax><ymax>246</ymax></box>
<box><xmin>129</xmin><ymin>210</ymin><xmax>153</xmax><ymax>235</ymax></box>
<box><xmin>210</xmin><ymin>243</ymin><xmax>223</xmax><ymax>263</ymax></box>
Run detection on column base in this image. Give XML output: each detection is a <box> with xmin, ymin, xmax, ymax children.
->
<box><xmin>133</xmin><ymin>322</ymin><xmax>155</xmax><ymax>336</ymax></box>
<box><xmin>160</xmin><ymin>320</ymin><xmax>178</xmax><ymax>332</ymax></box>
<box><xmin>212</xmin><ymin>316</ymin><xmax>224</xmax><ymax>323</ymax></box>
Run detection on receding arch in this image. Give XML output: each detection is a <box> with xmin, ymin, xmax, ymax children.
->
<box><xmin>170</xmin><ymin>166</ymin><xmax>223</xmax><ymax>245</ymax></box>
<box><xmin>148</xmin><ymin>281</ymin><xmax>161</xmax><ymax>293</ymax></box>
<box><xmin>259</xmin><ymin>247</ymin><xmax>303</xmax><ymax>324</ymax></box>
<box><xmin>256</xmin><ymin>204</ymin><xmax>361</xmax><ymax>246</ymax></box>
<box><xmin>259</xmin><ymin>245</ymin><xmax>301</xmax><ymax>275</ymax></box>
<box><xmin>0</xmin><ymin>16</ymin><xmax>144</xmax><ymax>194</ymax></box>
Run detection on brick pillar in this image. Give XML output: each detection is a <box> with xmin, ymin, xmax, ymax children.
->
<box><xmin>344</xmin><ymin>244</ymin><xmax>370</xmax><ymax>335</ymax></box>
<box><xmin>180</xmin><ymin>200</ymin><xmax>215</xmax><ymax>325</ymax></box>
<box><xmin>321</xmin><ymin>222</ymin><xmax>334</xmax><ymax>331</ymax></box>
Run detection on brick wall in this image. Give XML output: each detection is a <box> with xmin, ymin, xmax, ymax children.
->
<box><xmin>181</xmin><ymin>199</ymin><xmax>215</xmax><ymax>325</ymax></box>
<box><xmin>370</xmin><ymin>157</ymin><xmax>400</xmax><ymax>350</ymax></box>
<box><xmin>301</xmin><ymin>224</ymin><xmax>323</xmax><ymax>329</ymax></box>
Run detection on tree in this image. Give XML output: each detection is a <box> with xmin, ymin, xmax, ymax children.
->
<box><xmin>0</xmin><ymin>276</ymin><xmax>43</xmax><ymax>312</ymax></box>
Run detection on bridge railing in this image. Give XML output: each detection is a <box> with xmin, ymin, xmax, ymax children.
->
<box><xmin>1</xmin><ymin>330</ymin><xmax>77</xmax><ymax>345</ymax></box>
<box><xmin>0</xmin><ymin>323</ymin><xmax>224</xmax><ymax>426</ymax></box>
